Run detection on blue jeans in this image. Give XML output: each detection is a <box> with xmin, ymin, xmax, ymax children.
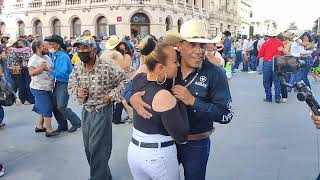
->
<box><xmin>177</xmin><ymin>138</ymin><xmax>211</xmax><ymax>180</ymax></box>
<box><xmin>257</xmin><ymin>58</ymin><xmax>264</xmax><ymax>74</ymax></box>
<box><xmin>242</xmin><ymin>59</ymin><xmax>249</xmax><ymax>71</ymax></box>
<box><xmin>0</xmin><ymin>106</ymin><xmax>4</xmax><ymax>124</ymax></box>
<box><xmin>263</xmin><ymin>61</ymin><xmax>281</xmax><ymax>101</ymax></box>
<box><xmin>296</xmin><ymin>57</ymin><xmax>312</xmax><ymax>89</ymax></box>
<box><xmin>234</xmin><ymin>51</ymin><xmax>242</xmax><ymax>69</ymax></box>
<box><xmin>11</xmin><ymin>67</ymin><xmax>34</xmax><ymax>104</ymax></box>
<box><xmin>52</xmin><ymin>81</ymin><xmax>81</xmax><ymax>129</ymax></box>
<box><xmin>250</xmin><ymin>55</ymin><xmax>257</xmax><ymax>71</ymax></box>
<box><xmin>1</xmin><ymin>59</ymin><xmax>16</xmax><ymax>92</ymax></box>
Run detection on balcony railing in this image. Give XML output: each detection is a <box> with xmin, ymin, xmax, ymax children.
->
<box><xmin>46</xmin><ymin>0</ymin><xmax>61</xmax><ymax>7</ymax></box>
<box><xmin>14</xmin><ymin>2</ymin><xmax>24</xmax><ymax>9</ymax></box>
<box><xmin>194</xmin><ymin>6</ymin><xmax>199</xmax><ymax>12</ymax></box>
<box><xmin>66</xmin><ymin>0</ymin><xmax>81</xmax><ymax>5</ymax></box>
<box><xmin>131</xmin><ymin>0</ymin><xmax>151</xmax><ymax>4</ymax></box>
<box><xmin>177</xmin><ymin>0</ymin><xmax>184</xmax><ymax>8</ymax></box>
<box><xmin>29</xmin><ymin>0</ymin><xmax>42</xmax><ymax>8</ymax></box>
<box><xmin>186</xmin><ymin>4</ymin><xmax>192</xmax><ymax>11</ymax></box>
<box><xmin>91</xmin><ymin>0</ymin><xmax>108</xmax><ymax>3</ymax></box>
<box><xmin>166</xmin><ymin>0</ymin><xmax>173</xmax><ymax>4</ymax></box>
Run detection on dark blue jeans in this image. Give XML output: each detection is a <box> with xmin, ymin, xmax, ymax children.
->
<box><xmin>1</xmin><ymin>59</ymin><xmax>16</xmax><ymax>92</ymax></box>
<box><xmin>52</xmin><ymin>81</ymin><xmax>81</xmax><ymax>129</ymax></box>
<box><xmin>234</xmin><ymin>51</ymin><xmax>242</xmax><ymax>69</ymax></box>
<box><xmin>296</xmin><ymin>57</ymin><xmax>312</xmax><ymax>89</ymax></box>
<box><xmin>263</xmin><ymin>60</ymin><xmax>281</xmax><ymax>101</ymax></box>
<box><xmin>242</xmin><ymin>54</ymin><xmax>249</xmax><ymax>71</ymax></box>
<box><xmin>177</xmin><ymin>138</ymin><xmax>211</xmax><ymax>180</ymax></box>
<box><xmin>0</xmin><ymin>106</ymin><xmax>4</xmax><ymax>124</ymax></box>
<box><xmin>250</xmin><ymin>55</ymin><xmax>257</xmax><ymax>71</ymax></box>
<box><xmin>12</xmin><ymin>67</ymin><xmax>34</xmax><ymax>104</ymax></box>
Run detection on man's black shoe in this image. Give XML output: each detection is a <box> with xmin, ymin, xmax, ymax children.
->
<box><xmin>275</xmin><ymin>99</ymin><xmax>281</xmax><ymax>104</ymax></box>
<box><xmin>54</xmin><ymin>127</ymin><xmax>68</xmax><ymax>133</ymax></box>
<box><xmin>45</xmin><ymin>131</ymin><xmax>59</xmax><ymax>137</ymax></box>
<box><xmin>68</xmin><ymin>125</ymin><xmax>81</xmax><ymax>133</ymax></box>
<box><xmin>113</xmin><ymin>121</ymin><xmax>126</xmax><ymax>125</ymax></box>
<box><xmin>35</xmin><ymin>127</ymin><xmax>46</xmax><ymax>133</ymax></box>
<box><xmin>263</xmin><ymin>98</ymin><xmax>272</xmax><ymax>102</ymax></box>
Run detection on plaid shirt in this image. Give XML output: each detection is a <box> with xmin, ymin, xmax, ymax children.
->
<box><xmin>68</xmin><ymin>56</ymin><xmax>129</xmax><ymax>106</ymax></box>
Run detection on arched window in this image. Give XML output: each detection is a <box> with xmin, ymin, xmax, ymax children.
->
<box><xmin>165</xmin><ymin>17</ymin><xmax>172</xmax><ymax>31</ymax></box>
<box><xmin>35</xmin><ymin>20</ymin><xmax>42</xmax><ymax>36</ymax></box>
<box><xmin>52</xmin><ymin>19</ymin><xmax>61</xmax><ymax>36</ymax></box>
<box><xmin>72</xmin><ymin>18</ymin><xmax>81</xmax><ymax>37</ymax></box>
<box><xmin>96</xmin><ymin>16</ymin><xmax>107</xmax><ymax>36</ymax></box>
<box><xmin>130</xmin><ymin>13</ymin><xmax>150</xmax><ymax>38</ymax></box>
<box><xmin>18</xmin><ymin>21</ymin><xmax>25</xmax><ymax>36</ymax></box>
<box><xmin>177</xmin><ymin>19</ymin><xmax>183</xmax><ymax>33</ymax></box>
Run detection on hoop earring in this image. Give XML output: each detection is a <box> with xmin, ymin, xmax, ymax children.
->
<box><xmin>156</xmin><ymin>72</ymin><xmax>167</xmax><ymax>85</ymax></box>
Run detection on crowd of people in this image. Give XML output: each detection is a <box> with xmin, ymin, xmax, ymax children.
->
<box><xmin>0</xmin><ymin>17</ymin><xmax>319</xmax><ymax>180</ymax></box>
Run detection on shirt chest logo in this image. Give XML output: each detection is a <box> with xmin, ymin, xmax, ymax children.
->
<box><xmin>194</xmin><ymin>76</ymin><xmax>208</xmax><ymax>88</ymax></box>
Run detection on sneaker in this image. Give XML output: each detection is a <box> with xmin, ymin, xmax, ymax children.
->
<box><xmin>281</xmin><ymin>98</ymin><xmax>288</xmax><ymax>103</ymax></box>
<box><xmin>275</xmin><ymin>99</ymin><xmax>281</xmax><ymax>104</ymax></box>
<box><xmin>263</xmin><ymin>98</ymin><xmax>272</xmax><ymax>103</ymax></box>
<box><xmin>0</xmin><ymin>122</ymin><xmax>5</xmax><ymax>128</ymax></box>
<box><xmin>0</xmin><ymin>163</ymin><xmax>4</xmax><ymax>177</ymax></box>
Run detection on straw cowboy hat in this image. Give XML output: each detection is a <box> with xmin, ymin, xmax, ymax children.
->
<box><xmin>1</xmin><ymin>33</ymin><xmax>10</xmax><ymax>39</ymax></box>
<box><xmin>163</xmin><ymin>30</ymin><xmax>184</xmax><ymax>46</ymax></box>
<box><xmin>6</xmin><ymin>37</ymin><xmax>18</xmax><ymax>47</ymax></box>
<box><xmin>264</xmin><ymin>20</ymin><xmax>279</xmax><ymax>37</ymax></box>
<box><xmin>282</xmin><ymin>31</ymin><xmax>294</xmax><ymax>39</ymax></box>
<box><xmin>211</xmin><ymin>34</ymin><xmax>223</xmax><ymax>44</ymax></box>
<box><xmin>105</xmin><ymin>35</ymin><xmax>121</xmax><ymax>50</ymax></box>
<box><xmin>292</xmin><ymin>30</ymin><xmax>305</xmax><ymax>41</ymax></box>
<box><xmin>180</xmin><ymin>19</ymin><xmax>213</xmax><ymax>43</ymax></box>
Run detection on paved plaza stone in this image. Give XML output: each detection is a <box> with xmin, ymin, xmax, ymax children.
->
<box><xmin>1</xmin><ymin>72</ymin><xmax>320</xmax><ymax>180</ymax></box>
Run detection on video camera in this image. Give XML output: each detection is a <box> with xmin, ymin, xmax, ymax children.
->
<box><xmin>274</xmin><ymin>56</ymin><xmax>320</xmax><ymax>115</ymax></box>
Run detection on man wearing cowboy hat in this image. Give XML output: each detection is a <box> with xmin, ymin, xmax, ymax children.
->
<box><xmin>130</xmin><ymin>19</ymin><xmax>233</xmax><ymax>180</ymax></box>
<box><xmin>69</xmin><ymin>36</ymin><xmax>128</xmax><ymax>180</ymax></box>
<box><xmin>257</xmin><ymin>20</ymin><xmax>284</xmax><ymax>103</ymax></box>
<box><xmin>44</xmin><ymin>35</ymin><xmax>81</xmax><ymax>133</ymax></box>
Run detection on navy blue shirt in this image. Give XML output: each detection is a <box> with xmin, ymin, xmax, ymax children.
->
<box><xmin>175</xmin><ymin>59</ymin><xmax>233</xmax><ymax>134</ymax></box>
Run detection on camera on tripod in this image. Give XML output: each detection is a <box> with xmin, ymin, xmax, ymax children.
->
<box><xmin>274</xmin><ymin>55</ymin><xmax>306</xmax><ymax>75</ymax></box>
<box><xmin>274</xmin><ymin>56</ymin><xmax>320</xmax><ymax>115</ymax></box>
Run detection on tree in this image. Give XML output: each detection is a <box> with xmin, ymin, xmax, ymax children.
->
<box><xmin>288</xmin><ymin>22</ymin><xmax>298</xmax><ymax>30</ymax></box>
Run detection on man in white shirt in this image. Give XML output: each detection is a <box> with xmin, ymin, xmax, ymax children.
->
<box><xmin>241</xmin><ymin>35</ymin><xmax>252</xmax><ymax>71</ymax></box>
<box><xmin>206</xmin><ymin>43</ymin><xmax>225</xmax><ymax>67</ymax></box>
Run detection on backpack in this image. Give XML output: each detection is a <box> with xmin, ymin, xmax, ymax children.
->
<box><xmin>0</xmin><ymin>77</ymin><xmax>16</xmax><ymax>106</ymax></box>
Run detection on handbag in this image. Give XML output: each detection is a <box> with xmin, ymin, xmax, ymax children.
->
<box><xmin>0</xmin><ymin>77</ymin><xmax>16</xmax><ymax>106</ymax></box>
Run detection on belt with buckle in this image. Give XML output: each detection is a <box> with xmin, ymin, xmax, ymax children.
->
<box><xmin>131</xmin><ymin>138</ymin><xmax>175</xmax><ymax>148</ymax></box>
<box><xmin>187</xmin><ymin>129</ymin><xmax>214</xmax><ymax>141</ymax></box>
<box><xmin>84</xmin><ymin>103</ymin><xmax>107</xmax><ymax>112</ymax></box>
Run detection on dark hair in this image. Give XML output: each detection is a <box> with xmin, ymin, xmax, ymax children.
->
<box><xmin>144</xmin><ymin>44</ymin><xmax>172</xmax><ymax>72</ymax></box>
<box><xmin>83</xmin><ymin>30</ymin><xmax>91</xmax><ymax>35</ymax></box>
<box><xmin>302</xmin><ymin>32</ymin><xmax>312</xmax><ymax>42</ymax></box>
<box><xmin>116</xmin><ymin>42</ymin><xmax>132</xmax><ymax>57</ymax></box>
<box><xmin>31</xmin><ymin>40</ymin><xmax>43</xmax><ymax>53</ymax></box>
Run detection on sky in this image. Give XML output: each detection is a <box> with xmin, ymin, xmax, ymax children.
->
<box><xmin>252</xmin><ymin>0</ymin><xmax>320</xmax><ymax>31</ymax></box>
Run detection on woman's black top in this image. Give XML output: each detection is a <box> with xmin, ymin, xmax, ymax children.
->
<box><xmin>132</xmin><ymin>74</ymin><xmax>189</xmax><ymax>143</ymax></box>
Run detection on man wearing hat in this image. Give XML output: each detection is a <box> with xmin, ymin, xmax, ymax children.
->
<box><xmin>130</xmin><ymin>19</ymin><xmax>233</xmax><ymax>180</ymax></box>
<box><xmin>257</xmin><ymin>20</ymin><xmax>284</xmax><ymax>103</ymax></box>
<box><xmin>69</xmin><ymin>36</ymin><xmax>128</xmax><ymax>180</ymax></box>
<box><xmin>44</xmin><ymin>35</ymin><xmax>81</xmax><ymax>133</ymax></box>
